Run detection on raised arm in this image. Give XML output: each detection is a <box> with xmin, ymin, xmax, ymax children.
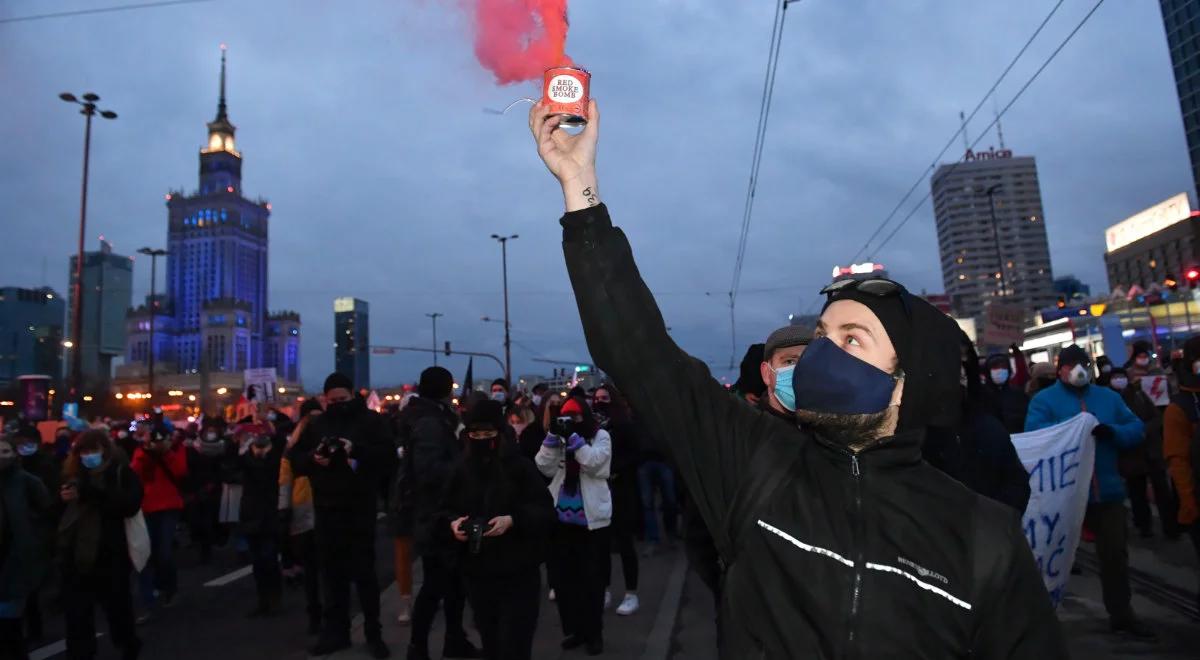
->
<box><xmin>529</xmin><ymin>100</ymin><xmax>778</xmax><ymax>548</ymax></box>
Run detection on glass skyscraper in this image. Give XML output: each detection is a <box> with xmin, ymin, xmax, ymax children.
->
<box><xmin>334</xmin><ymin>298</ymin><xmax>370</xmax><ymax>391</ymax></box>
<box><xmin>1161</xmin><ymin>0</ymin><xmax>1200</xmax><ymax>199</ymax></box>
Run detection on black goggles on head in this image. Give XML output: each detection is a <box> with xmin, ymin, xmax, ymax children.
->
<box><xmin>820</xmin><ymin>277</ymin><xmax>911</xmax><ymax>315</ymax></box>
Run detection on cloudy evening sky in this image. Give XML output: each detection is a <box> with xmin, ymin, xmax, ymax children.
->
<box><xmin>0</xmin><ymin>0</ymin><xmax>1193</xmax><ymax>390</ymax></box>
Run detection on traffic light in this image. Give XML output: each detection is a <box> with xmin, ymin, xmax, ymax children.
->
<box><xmin>444</xmin><ymin>341</ymin><xmax>452</xmax><ymax>357</ymax></box>
<box><xmin>1056</xmin><ymin>297</ymin><xmax>1066</xmax><ymax>309</ymax></box>
<box><xmin>1187</xmin><ymin>267</ymin><xmax>1200</xmax><ymax>288</ymax></box>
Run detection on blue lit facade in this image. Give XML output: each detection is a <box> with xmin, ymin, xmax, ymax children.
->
<box><xmin>126</xmin><ymin>48</ymin><xmax>300</xmax><ymax>387</ymax></box>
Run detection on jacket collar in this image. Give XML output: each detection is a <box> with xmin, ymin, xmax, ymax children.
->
<box><xmin>809</xmin><ymin>427</ymin><xmax>925</xmax><ymax>472</ymax></box>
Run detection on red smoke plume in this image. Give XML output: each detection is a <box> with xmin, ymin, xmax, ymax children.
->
<box><xmin>470</xmin><ymin>0</ymin><xmax>572</xmax><ymax>84</ymax></box>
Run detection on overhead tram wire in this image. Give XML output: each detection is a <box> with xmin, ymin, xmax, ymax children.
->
<box><xmin>847</xmin><ymin>0</ymin><xmax>1067</xmax><ymax>264</ymax></box>
<box><xmin>726</xmin><ymin>0</ymin><xmax>799</xmax><ymax>369</ymax></box>
<box><xmin>867</xmin><ymin>0</ymin><xmax>1106</xmax><ymax>259</ymax></box>
<box><xmin>0</xmin><ymin>0</ymin><xmax>213</xmax><ymax>24</ymax></box>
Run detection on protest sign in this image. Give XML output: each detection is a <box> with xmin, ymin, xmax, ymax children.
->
<box><xmin>1010</xmin><ymin>412</ymin><xmax>1097</xmax><ymax>607</ymax></box>
<box><xmin>1140</xmin><ymin>374</ymin><xmax>1170</xmax><ymax>406</ymax></box>
<box><xmin>983</xmin><ymin>303</ymin><xmax>1026</xmax><ymax>347</ymax></box>
<box><xmin>243</xmin><ymin>368</ymin><xmax>278</xmax><ymax>403</ymax></box>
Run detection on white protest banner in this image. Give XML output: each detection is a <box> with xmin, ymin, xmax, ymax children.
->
<box><xmin>1010</xmin><ymin>412</ymin><xmax>1097</xmax><ymax>607</ymax></box>
<box><xmin>1140</xmin><ymin>374</ymin><xmax>1170</xmax><ymax>406</ymax></box>
<box><xmin>243</xmin><ymin>368</ymin><xmax>278</xmax><ymax>404</ymax></box>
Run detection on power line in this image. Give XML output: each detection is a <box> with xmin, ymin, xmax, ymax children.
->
<box><xmin>0</xmin><ymin>0</ymin><xmax>213</xmax><ymax>24</ymax></box>
<box><xmin>868</xmin><ymin>0</ymin><xmax>1106</xmax><ymax>259</ymax></box>
<box><xmin>847</xmin><ymin>0</ymin><xmax>1067</xmax><ymax>264</ymax></box>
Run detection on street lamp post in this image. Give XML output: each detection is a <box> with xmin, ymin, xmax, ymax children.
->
<box><xmin>490</xmin><ymin>234</ymin><xmax>518</xmax><ymax>384</ymax></box>
<box><xmin>138</xmin><ymin>247</ymin><xmax>168</xmax><ymax>398</ymax></box>
<box><xmin>425</xmin><ymin>313</ymin><xmax>443</xmax><ymax>366</ymax></box>
<box><xmin>60</xmin><ymin>92</ymin><xmax>117</xmax><ymax>401</ymax></box>
<box><xmin>982</xmin><ymin>184</ymin><xmax>1008</xmax><ymax>299</ymax></box>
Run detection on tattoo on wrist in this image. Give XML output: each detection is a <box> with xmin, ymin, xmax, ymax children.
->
<box><xmin>582</xmin><ymin>187</ymin><xmax>598</xmax><ymax>207</ymax></box>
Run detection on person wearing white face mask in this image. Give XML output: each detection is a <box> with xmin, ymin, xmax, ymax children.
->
<box><xmin>1026</xmin><ymin>345</ymin><xmax>1155</xmax><ymax>639</ymax></box>
<box><xmin>1106</xmin><ymin>367</ymin><xmax>1176</xmax><ymax>540</ymax></box>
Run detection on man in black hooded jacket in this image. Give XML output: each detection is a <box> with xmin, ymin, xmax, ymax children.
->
<box><xmin>528</xmin><ymin>99</ymin><xmax>1064</xmax><ymax>659</ymax></box>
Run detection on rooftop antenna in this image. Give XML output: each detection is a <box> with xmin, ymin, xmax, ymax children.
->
<box><xmin>992</xmin><ymin>91</ymin><xmax>1006</xmax><ymax>150</ymax></box>
<box><xmin>959</xmin><ymin>111</ymin><xmax>970</xmax><ymax>153</ymax></box>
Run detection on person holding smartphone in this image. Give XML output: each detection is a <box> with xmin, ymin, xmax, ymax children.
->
<box><xmin>535</xmin><ymin>396</ymin><xmax>612</xmax><ymax>656</ymax></box>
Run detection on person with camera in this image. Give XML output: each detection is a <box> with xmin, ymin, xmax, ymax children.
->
<box><xmin>289</xmin><ymin>373</ymin><xmax>397</xmax><ymax>658</ymax></box>
<box><xmin>237</xmin><ymin>428</ymin><xmax>284</xmax><ymax>618</ymax></box>
<box><xmin>440</xmin><ymin>400</ymin><xmax>554</xmax><ymax>660</ymax></box>
<box><xmin>58</xmin><ymin>429</ymin><xmax>145</xmax><ymax>659</ymax></box>
<box><xmin>402</xmin><ymin>367</ymin><xmax>482</xmax><ymax>660</ymax></box>
<box><xmin>535</xmin><ymin>396</ymin><xmax>612</xmax><ymax>656</ymax></box>
<box><xmin>129</xmin><ymin>419</ymin><xmax>188</xmax><ymax>613</ymax></box>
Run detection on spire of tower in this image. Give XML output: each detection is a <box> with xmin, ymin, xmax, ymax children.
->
<box><xmin>215</xmin><ymin>43</ymin><xmax>229</xmax><ymax>123</ymax></box>
<box><xmin>992</xmin><ymin>91</ymin><xmax>1006</xmax><ymax>150</ymax></box>
<box><xmin>959</xmin><ymin>110</ymin><xmax>969</xmax><ymax>153</ymax></box>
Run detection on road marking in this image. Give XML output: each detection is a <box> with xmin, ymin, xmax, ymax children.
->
<box><xmin>640</xmin><ymin>554</ymin><xmax>688</xmax><ymax>660</ymax></box>
<box><xmin>204</xmin><ymin>565</ymin><xmax>253</xmax><ymax>587</ymax></box>
<box><xmin>31</xmin><ymin>634</ymin><xmax>102</xmax><ymax>660</ymax></box>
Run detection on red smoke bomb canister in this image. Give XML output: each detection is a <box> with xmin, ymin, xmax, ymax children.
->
<box><xmin>543</xmin><ymin>66</ymin><xmax>590</xmax><ymax>127</ymax></box>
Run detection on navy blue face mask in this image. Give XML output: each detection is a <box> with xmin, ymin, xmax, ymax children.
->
<box><xmin>791</xmin><ymin>337</ymin><xmax>901</xmax><ymax>415</ymax></box>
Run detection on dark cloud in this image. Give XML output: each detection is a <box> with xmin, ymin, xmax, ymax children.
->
<box><xmin>1</xmin><ymin>0</ymin><xmax>1191</xmax><ymax>389</ymax></box>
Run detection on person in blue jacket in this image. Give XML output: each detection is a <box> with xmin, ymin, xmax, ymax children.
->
<box><xmin>1025</xmin><ymin>344</ymin><xmax>1153</xmax><ymax>640</ymax></box>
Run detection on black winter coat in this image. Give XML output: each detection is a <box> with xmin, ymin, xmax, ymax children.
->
<box><xmin>393</xmin><ymin>396</ymin><xmax>461</xmax><ymax>553</ymax></box>
<box><xmin>289</xmin><ymin>398</ymin><xmax>397</xmax><ymax>533</ymax></box>
<box><xmin>923</xmin><ymin>405</ymin><xmax>1032</xmax><ymax>514</ymax></box>
<box><xmin>982</xmin><ymin>383</ymin><xmax>1030</xmax><ymax>435</ymax></box>
<box><xmin>438</xmin><ymin>445</ymin><xmax>554</xmax><ymax>577</ymax></box>
<box><xmin>560</xmin><ymin>204</ymin><xmax>1064</xmax><ymax>659</ymax></box>
<box><xmin>238</xmin><ymin>444</ymin><xmax>283</xmax><ymax>536</ymax></box>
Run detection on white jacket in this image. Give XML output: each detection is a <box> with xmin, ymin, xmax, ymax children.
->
<box><xmin>535</xmin><ymin>429</ymin><xmax>613</xmax><ymax>531</ymax></box>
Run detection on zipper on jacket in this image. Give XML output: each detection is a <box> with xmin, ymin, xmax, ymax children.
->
<box><xmin>846</xmin><ymin>453</ymin><xmax>864</xmax><ymax>654</ymax></box>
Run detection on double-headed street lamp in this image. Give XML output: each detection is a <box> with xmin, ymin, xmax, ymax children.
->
<box><xmin>60</xmin><ymin>92</ymin><xmax>117</xmax><ymax>400</ymax></box>
<box><xmin>491</xmin><ymin>234</ymin><xmax>518</xmax><ymax>384</ymax></box>
<box><xmin>426</xmin><ymin>313</ymin><xmax>443</xmax><ymax>366</ymax></box>
<box><xmin>138</xmin><ymin>247</ymin><xmax>168</xmax><ymax>397</ymax></box>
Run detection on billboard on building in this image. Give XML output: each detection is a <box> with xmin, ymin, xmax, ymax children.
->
<box><xmin>1104</xmin><ymin>193</ymin><xmax>1192</xmax><ymax>253</ymax></box>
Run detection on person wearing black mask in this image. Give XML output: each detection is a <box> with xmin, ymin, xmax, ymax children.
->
<box><xmin>400</xmin><ymin>367</ymin><xmax>481</xmax><ymax>660</ymax></box>
<box><xmin>289</xmin><ymin>372</ymin><xmax>398</xmax><ymax>659</ymax></box>
<box><xmin>441</xmin><ymin>400</ymin><xmax>554</xmax><ymax>660</ymax></box>
<box><xmin>238</xmin><ymin>430</ymin><xmax>284</xmax><ymax>617</ymax></box>
<box><xmin>593</xmin><ymin>385</ymin><xmax>642</xmax><ymax>617</ymax></box>
<box><xmin>922</xmin><ymin>332</ymin><xmax>1030</xmax><ymax>514</ymax></box>
<box><xmin>187</xmin><ymin>421</ymin><xmax>227</xmax><ymax>564</ymax></box>
<box><xmin>528</xmin><ymin>98</ymin><xmax>1064</xmax><ymax>658</ymax></box>
<box><xmin>14</xmin><ymin>427</ymin><xmax>58</xmax><ymax>643</ymax></box>
<box><xmin>981</xmin><ymin>353</ymin><xmax>1029</xmax><ymax>434</ymax></box>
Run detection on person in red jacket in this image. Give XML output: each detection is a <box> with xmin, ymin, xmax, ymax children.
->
<box><xmin>130</xmin><ymin>420</ymin><xmax>188</xmax><ymax>615</ymax></box>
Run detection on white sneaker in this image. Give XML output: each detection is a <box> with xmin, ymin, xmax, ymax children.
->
<box><xmin>604</xmin><ymin>590</ymin><xmax>612</xmax><ymax>609</ymax></box>
<box><xmin>548</xmin><ymin>588</ymin><xmax>556</xmax><ymax>602</ymax></box>
<box><xmin>616</xmin><ymin>593</ymin><xmax>640</xmax><ymax>616</ymax></box>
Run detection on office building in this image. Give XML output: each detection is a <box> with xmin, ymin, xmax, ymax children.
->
<box><xmin>1160</xmin><ymin>0</ymin><xmax>1200</xmax><ymax>200</ymax></box>
<box><xmin>1053</xmin><ymin>275</ymin><xmax>1092</xmax><ymax>300</ymax></box>
<box><xmin>1104</xmin><ymin>192</ymin><xmax>1200</xmax><ymax>291</ymax></box>
<box><xmin>932</xmin><ymin>147</ymin><xmax>1056</xmax><ymax>320</ymax></box>
<box><xmin>334</xmin><ymin>297</ymin><xmax>370</xmax><ymax>390</ymax></box>
<box><xmin>0</xmin><ymin>287</ymin><xmax>65</xmax><ymax>389</ymax></box>
<box><xmin>67</xmin><ymin>238</ymin><xmax>132</xmax><ymax>390</ymax></box>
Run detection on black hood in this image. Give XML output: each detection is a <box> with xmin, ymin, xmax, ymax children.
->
<box><xmin>825</xmin><ymin>288</ymin><xmax>963</xmax><ymax>432</ymax></box>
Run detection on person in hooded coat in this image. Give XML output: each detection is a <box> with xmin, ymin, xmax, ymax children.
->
<box><xmin>57</xmin><ymin>429</ymin><xmax>144</xmax><ymax>660</ymax></box>
<box><xmin>14</xmin><ymin>426</ymin><xmax>58</xmax><ymax>643</ymax></box>
<box><xmin>529</xmin><ymin>99</ymin><xmax>1064</xmax><ymax>659</ymax></box>
<box><xmin>980</xmin><ymin>353</ymin><xmax>1029</xmax><ymax>434</ymax></box>
<box><xmin>922</xmin><ymin>332</ymin><xmax>1030</xmax><ymax>514</ymax></box>
<box><xmin>1107</xmin><ymin>366</ymin><xmax>1176</xmax><ymax>539</ymax></box>
<box><xmin>440</xmin><ymin>400</ymin><xmax>554</xmax><ymax>660</ymax></box>
<box><xmin>0</xmin><ymin>435</ymin><xmax>51</xmax><ymax>659</ymax></box>
<box><xmin>1162</xmin><ymin>335</ymin><xmax>1200</xmax><ymax>605</ymax></box>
